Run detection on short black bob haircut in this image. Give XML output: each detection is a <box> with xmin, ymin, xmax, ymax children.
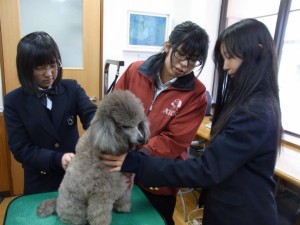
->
<box><xmin>16</xmin><ymin>31</ymin><xmax>62</xmax><ymax>95</ymax></box>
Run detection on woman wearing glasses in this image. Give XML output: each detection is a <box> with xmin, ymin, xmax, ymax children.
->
<box><xmin>113</xmin><ymin>21</ymin><xmax>209</xmax><ymax>225</ymax></box>
<box><xmin>4</xmin><ymin>31</ymin><xmax>96</xmax><ymax>194</ymax></box>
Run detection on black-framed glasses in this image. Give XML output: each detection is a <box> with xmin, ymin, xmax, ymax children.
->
<box><xmin>173</xmin><ymin>50</ymin><xmax>202</xmax><ymax>67</ymax></box>
<box><xmin>34</xmin><ymin>60</ymin><xmax>62</xmax><ymax>74</ymax></box>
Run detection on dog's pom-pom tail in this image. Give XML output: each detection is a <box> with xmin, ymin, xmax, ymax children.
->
<box><xmin>36</xmin><ymin>198</ymin><xmax>57</xmax><ymax>217</ymax></box>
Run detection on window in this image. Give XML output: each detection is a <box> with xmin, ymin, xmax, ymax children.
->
<box><xmin>19</xmin><ymin>0</ymin><xmax>83</xmax><ymax>68</ymax></box>
<box><xmin>218</xmin><ymin>0</ymin><xmax>300</xmax><ymax>138</ymax></box>
<box><xmin>226</xmin><ymin>0</ymin><xmax>280</xmax><ymax>36</ymax></box>
<box><xmin>278</xmin><ymin>1</ymin><xmax>300</xmax><ymax>135</ymax></box>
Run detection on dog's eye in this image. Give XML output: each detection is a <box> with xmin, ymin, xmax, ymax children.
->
<box><xmin>122</xmin><ymin>125</ymin><xmax>132</xmax><ymax>129</ymax></box>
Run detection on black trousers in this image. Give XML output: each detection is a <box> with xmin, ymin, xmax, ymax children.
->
<box><xmin>142</xmin><ymin>189</ymin><xmax>177</xmax><ymax>225</ymax></box>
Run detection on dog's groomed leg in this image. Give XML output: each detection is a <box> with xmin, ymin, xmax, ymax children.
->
<box><xmin>87</xmin><ymin>195</ymin><xmax>114</xmax><ymax>225</ymax></box>
<box><xmin>113</xmin><ymin>188</ymin><xmax>132</xmax><ymax>213</ymax></box>
<box><xmin>56</xmin><ymin>191</ymin><xmax>88</xmax><ymax>225</ymax></box>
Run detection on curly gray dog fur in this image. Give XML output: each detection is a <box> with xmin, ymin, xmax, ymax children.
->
<box><xmin>36</xmin><ymin>90</ymin><xmax>150</xmax><ymax>225</ymax></box>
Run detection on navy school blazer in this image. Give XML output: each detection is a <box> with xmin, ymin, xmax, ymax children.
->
<box><xmin>4</xmin><ymin>79</ymin><xmax>97</xmax><ymax>194</ymax></box>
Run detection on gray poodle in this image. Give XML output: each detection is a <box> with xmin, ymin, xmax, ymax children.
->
<box><xmin>36</xmin><ymin>90</ymin><xmax>150</xmax><ymax>225</ymax></box>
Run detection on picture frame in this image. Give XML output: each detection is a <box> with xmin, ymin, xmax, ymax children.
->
<box><xmin>125</xmin><ymin>11</ymin><xmax>171</xmax><ymax>52</ymax></box>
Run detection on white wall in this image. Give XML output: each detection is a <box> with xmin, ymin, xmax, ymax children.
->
<box><xmin>103</xmin><ymin>0</ymin><xmax>221</xmax><ymax>95</ymax></box>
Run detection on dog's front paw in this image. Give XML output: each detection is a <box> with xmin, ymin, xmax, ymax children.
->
<box><xmin>36</xmin><ymin>198</ymin><xmax>57</xmax><ymax>217</ymax></box>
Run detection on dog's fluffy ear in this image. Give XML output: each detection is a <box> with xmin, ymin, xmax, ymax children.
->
<box><xmin>89</xmin><ymin>117</ymin><xmax>114</xmax><ymax>150</ymax></box>
<box><xmin>89</xmin><ymin>117</ymin><xmax>128</xmax><ymax>153</ymax></box>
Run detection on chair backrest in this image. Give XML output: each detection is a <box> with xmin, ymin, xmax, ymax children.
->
<box><xmin>103</xmin><ymin>59</ymin><xmax>124</xmax><ymax>95</ymax></box>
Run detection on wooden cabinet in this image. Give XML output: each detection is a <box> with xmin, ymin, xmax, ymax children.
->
<box><xmin>0</xmin><ymin>114</ymin><xmax>11</xmax><ymax>194</ymax></box>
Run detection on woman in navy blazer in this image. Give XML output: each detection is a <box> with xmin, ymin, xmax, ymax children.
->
<box><xmin>100</xmin><ymin>19</ymin><xmax>282</xmax><ymax>225</ymax></box>
<box><xmin>4</xmin><ymin>32</ymin><xmax>96</xmax><ymax>194</ymax></box>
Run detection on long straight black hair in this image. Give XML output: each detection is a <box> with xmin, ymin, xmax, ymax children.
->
<box><xmin>16</xmin><ymin>31</ymin><xmax>62</xmax><ymax>95</ymax></box>
<box><xmin>212</xmin><ymin>19</ymin><xmax>282</xmax><ymax>146</ymax></box>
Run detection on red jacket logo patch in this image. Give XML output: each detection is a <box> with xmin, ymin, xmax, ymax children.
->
<box><xmin>163</xmin><ymin>99</ymin><xmax>182</xmax><ymax>116</ymax></box>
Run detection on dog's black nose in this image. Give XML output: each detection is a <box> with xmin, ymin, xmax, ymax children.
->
<box><xmin>137</xmin><ymin>137</ymin><xmax>145</xmax><ymax>144</ymax></box>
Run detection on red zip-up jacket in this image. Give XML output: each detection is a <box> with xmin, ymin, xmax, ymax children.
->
<box><xmin>115</xmin><ymin>59</ymin><xmax>207</xmax><ymax>195</ymax></box>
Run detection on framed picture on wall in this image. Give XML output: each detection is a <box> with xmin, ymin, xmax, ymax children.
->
<box><xmin>125</xmin><ymin>11</ymin><xmax>171</xmax><ymax>52</ymax></box>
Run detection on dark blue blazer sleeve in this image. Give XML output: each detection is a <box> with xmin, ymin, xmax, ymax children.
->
<box><xmin>124</xmin><ymin>99</ymin><xmax>278</xmax><ymax>189</ymax></box>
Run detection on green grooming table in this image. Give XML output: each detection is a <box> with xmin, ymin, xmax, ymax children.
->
<box><xmin>4</xmin><ymin>185</ymin><xmax>165</xmax><ymax>225</ymax></box>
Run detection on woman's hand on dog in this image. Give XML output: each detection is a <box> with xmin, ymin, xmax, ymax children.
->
<box><xmin>62</xmin><ymin>153</ymin><xmax>75</xmax><ymax>170</ymax></box>
<box><xmin>99</xmin><ymin>153</ymin><xmax>127</xmax><ymax>172</ymax></box>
